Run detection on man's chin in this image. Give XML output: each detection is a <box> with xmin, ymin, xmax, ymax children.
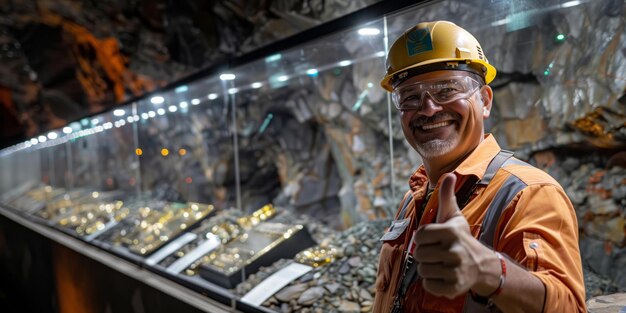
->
<box><xmin>415</xmin><ymin>139</ymin><xmax>456</xmax><ymax>159</ymax></box>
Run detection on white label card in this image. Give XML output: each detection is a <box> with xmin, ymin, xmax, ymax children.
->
<box><xmin>84</xmin><ymin>220</ymin><xmax>120</xmax><ymax>242</ymax></box>
<box><xmin>241</xmin><ymin>262</ymin><xmax>313</xmax><ymax>307</ymax></box>
<box><xmin>165</xmin><ymin>233</ymin><xmax>221</xmax><ymax>275</ymax></box>
<box><xmin>144</xmin><ymin>232</ymin><xmax>198</xmax><ymax>266</ymax></box>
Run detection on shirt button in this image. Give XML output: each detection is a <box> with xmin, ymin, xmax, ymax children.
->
<box><xmin>529</xmin><ymin>242</ymin><xmax>539</xmax><ymax>249</ymax></box>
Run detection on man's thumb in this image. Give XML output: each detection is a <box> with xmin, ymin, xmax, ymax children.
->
<box><xmin>436</xmin><ymin>173</ymin><xmax>461</xmax><ymax>223</ymax></box>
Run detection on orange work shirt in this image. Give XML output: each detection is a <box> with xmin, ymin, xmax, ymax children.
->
<box><xmin>372</xmin><ymin>134</ymin><xmax>586</xmax><ymax>313</ymax></box>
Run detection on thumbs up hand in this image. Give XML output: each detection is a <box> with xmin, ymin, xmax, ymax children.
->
<box><xmin>413</xmin><ymin>173</ymin><xmax>495</xmax><ymax>299</ymax></box>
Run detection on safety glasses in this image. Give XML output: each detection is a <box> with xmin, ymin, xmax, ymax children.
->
<box><xmin>391</xmin><ymin>75</ymin><xmax>481</xmax><ymax>111</ymax></box>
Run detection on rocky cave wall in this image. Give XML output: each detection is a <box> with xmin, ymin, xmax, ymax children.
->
<box><xmin>0</xmin><ymin>0</ymin><xmax>382</xmax><ymax>145</ymax></box>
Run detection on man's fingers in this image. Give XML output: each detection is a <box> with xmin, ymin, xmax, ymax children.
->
<box><xmin>413</xmin><ymin>223</ymin><xmax>457</xmax><ymax>246</ymax></box>
<box><xmin>417</xmin><ymin>263</ymin><xmax>459</xmax><ymax>282</ymax></box>
<box><xmin>413</xmin><ymin>244</ymin><xmax>461</xmax><ymax>265</ymax></box>
<box><xmin>422</xmin><ymin>279</ymin><xmax>461</xmax><ymax>299</ymax></box>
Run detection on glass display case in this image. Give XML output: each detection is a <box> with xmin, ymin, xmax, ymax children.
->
<box><xmin>1</xmin><ymin>0</ymin><xmax>624</xmax><ymax>312</ymax></box>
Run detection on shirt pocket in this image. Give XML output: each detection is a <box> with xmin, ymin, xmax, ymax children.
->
<box><xmin>375</xmin><ymin>242</ymin><xmax>403</xmax><ymax>292</ymax></box>
<box><xmin>523</xmin><ymin>232</ymin><xmax>544</xmax><ymax>271</ymax></box>
<box><xmin>373</xmin><ymin>216</ymin><xmax>417</xmax><ymax>313</ymax></box>
<box><xmin>375</xmin><ymin>218</ymin><xmax>410</xmax><ymax>293</ymax></box>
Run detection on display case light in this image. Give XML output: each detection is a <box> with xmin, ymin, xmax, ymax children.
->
<box><xmin>175</xmin><ymin>85</ymin><xmax>188</xmax><ymax>93</ymax></box>
<box><xmin>151</xmin><ymin>96</ymin><xmax>165</xmax><ymax>104</ymax></box>
<box><xmin>148</xmin><ymin>111</ymin><xmax>156</xmax><ymax>118</ymax></box>
<box><xmin>141</xmin><ymin>113</ymin><xmax>149</xmax><ymax>120</ymax></box>
<box><xmin>251</xmin><ymin>82</ymin><xmax>263</xmax><ymax>89</ymax></box>
<box><xmin>490</xmin><ymin>18</ymin><xmax>509</xmax><ymax>27</ymax></box>
<box><xmin>118</xmin><ymin>119</ymin><xmax>126</xmax><ymax>126</ymax></box>
<box><xmin>133</xmin><ymin>115</ymin><xmax>140</xmax><ymax>122</ymax></box>
<box><xmin>375</xmin><ymin>51</ymin><xmax>386</xmax><ymax>57</ymax></box>
<box><xmin>127</xmin><ymin>116</ymin><xmax>134</xmax><ymax>123</ymax></box>
<box><xmin>91</xmin><ymin>118</ymin><xmax>99</xmax><ymax>125</ymax></box>
<box><xmin>38</xmin><ymin>135</ymin><xmax>47</xmax><ymax>143</ymax></box>
<box><xmin>358</xmin><ymin>27</ymin><xmax>380</xmax><ymax>36</ymax></box>
<box><xmin>220</xmin><ymin>73</ymin><xmax>236</xmax><ymax>81</ymax></box>
<box><xmin>561</xmin><ymin>1</ymin><xmax>580</xmax><ymax>8</ymax></box>
<box><xmin>180</xmin><ymin>101</ymin><xmax>189</xmax><ymax>108</ymax></box>
<box><xmin>208</xmin><ymin>93</ymin><xmax>219</xmax><ymax>100</ymax></box>
<box><xmin>157</xmin><ymin>108</ymin><xmax>166</xmax><ymax>115</ymax></box>
<box><xmin>367</xmin><ymin>82</ymin><xmax>373</xmax><ymax>88</ymax></box>
<box><xmin>63</xmin><ymin>126</ymin><xmax>73</xmax><ymax>134</ymax></box>
<box><xmin>277</xmin><ymin>75</ymin><xmax>289</xmax><ymax>82</ymax></box>
<box><xmin>228</xmin><ymin>88</ymin><xmax>239</xmax><ymax>94</ymax></box>
<box><xmin>168</xmin><ymin>105</ymin><xmax>178</xmax><ymax>112</ymax></box>
<box><xmin>103</xmin><ymin>122</ymin><xmax>113</xmax><ymax>129</ymax></box>
<box><xmin>338</xmin><ymin>60</ymin><xmax>352</xmax><ymax>67</ymax></box>
<box><xmin>113</xmin><ymin>109</ymin><xmax>125</xmax><ymax>116</ymax></box>
<box><xmin>265</xmin><ymin>54</ymin><xmax>282</xmax><ymax>63</ymax></box>
<box><xmin>306</xmin><ymin>69</ymin><xmax>318</xmax><ymax>76</ymax></box>
<box><xmin>47</xmin><ymin>132</ymin><xmax>57</xmax><ymax>140</ymax></box>
<box><xmin>191</xmin><ymin>99</ymin><xmax>200</xmax><ymax>105</ymax></box>
<box><xmin>30</xmin><ymin>138</ymin><xmax>38</xmax><ymax>145</ymax></box>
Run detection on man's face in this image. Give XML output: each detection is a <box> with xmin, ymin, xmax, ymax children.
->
<box><xmin>396</xmin><ymin>70</ymin><xmax>492</xmax><ymax>160</ymax></box>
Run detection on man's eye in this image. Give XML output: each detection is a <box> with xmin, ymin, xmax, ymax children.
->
<box><xmin>439</xmin><ymin>87</ymin><xmax>457</xmax><ymax>94</ymax></box>
<box><xmin>402</xmin><ymin>94</ymin><xmax>421</xmax><ymax>103</ymax></box>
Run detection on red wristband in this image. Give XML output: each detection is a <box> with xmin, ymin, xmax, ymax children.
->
<box><xmin>470</xmin><ymin>251</ymin><xmax>507</xmax><ymax>304</ymax></box>
<box><xmin>488</xmin><ymin>252</ymin><xmax>507</xmax><ymax>297</ymax></box>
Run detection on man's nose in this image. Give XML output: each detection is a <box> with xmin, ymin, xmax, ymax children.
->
<box><xmin>416</xmin><ymin>92</ymin><xmax>443</xmax><ymax>117</ymax></box>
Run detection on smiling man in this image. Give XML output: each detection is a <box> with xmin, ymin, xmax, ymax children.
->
<box><xmin>372</xmin><ymin>21</ymin><xmax>586</xmax><ymax>313</ymax></box>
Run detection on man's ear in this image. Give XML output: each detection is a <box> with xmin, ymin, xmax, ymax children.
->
<box><xmin>480</xmin><ymin>85</ymin><xmax>493</xmax><ymax>118</ymax></box>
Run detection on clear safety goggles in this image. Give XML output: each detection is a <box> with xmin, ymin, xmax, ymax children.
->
<box><xmin>391</xmin><ymin>75</ymin><xmax>481</xmax><ymax>111</ymax></box>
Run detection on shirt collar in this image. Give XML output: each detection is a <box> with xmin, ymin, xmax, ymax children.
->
<box><xmin>408</xmin><ymin>134</ymin><xmax>501</xmax><ymax>197</ymax></box>
<box><xmin>454</xmin><ymin>134</ymin><xmax>501</xmax><ymax>177</ymax></box>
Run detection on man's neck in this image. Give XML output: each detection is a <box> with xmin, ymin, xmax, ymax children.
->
<box><xmin>422</xmin><ymin>142</ymin><xmax>482</xmax><ymax>187</ymax></box>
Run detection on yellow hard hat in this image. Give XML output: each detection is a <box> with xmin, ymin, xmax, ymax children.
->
<box><xmin>381</xmin><ymin>21</ymin><xmax>496</xmax><ymax>92</ymax></box>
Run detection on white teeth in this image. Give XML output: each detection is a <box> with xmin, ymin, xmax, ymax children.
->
<box><xmin>421</xmin><ymin>121</ymin><xmax>452</xmax><ymax>130</ymax></box>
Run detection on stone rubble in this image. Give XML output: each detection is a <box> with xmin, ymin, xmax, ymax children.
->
<box><xmin>235</xmin><ymin>219</ymin><xmax>389</xmax><ymax>313</ymax></box>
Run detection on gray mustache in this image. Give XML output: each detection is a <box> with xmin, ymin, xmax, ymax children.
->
<box><xmin>409</xmin><ymin>112</ymin><xmax>460</xmax><ymax>129</ymax></box>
